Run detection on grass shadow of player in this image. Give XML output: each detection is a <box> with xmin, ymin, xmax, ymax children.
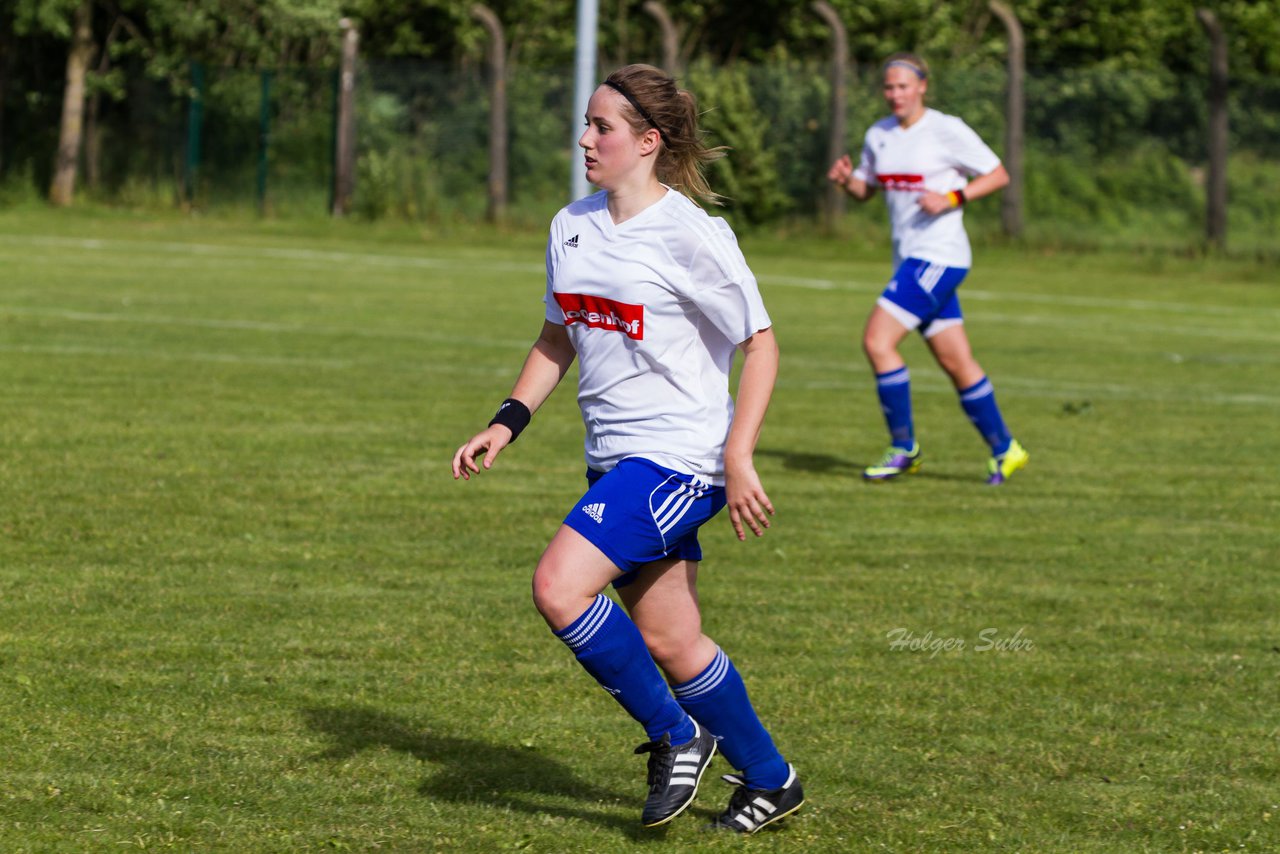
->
<box><xmin>756</xmin><ymin>447</ymin><xmax>862</xmax><ymax>476</ymax></box>
<box><xmin>302</xmin><ymin>705</ymin><xmax>653</xmax><ymax>838</ymax></box>
<box><xmin>759</xmin><ymin>446</ymin><xmax>988</xmax><ymax>485</ymax></box>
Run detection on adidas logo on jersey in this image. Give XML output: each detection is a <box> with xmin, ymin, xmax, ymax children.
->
<box><xmin>581</xmin><ymin>502</ymin><xmax>605</xmax><ymax>523</ymax></box>
<box><xmin>564</xmin><ymin>234</ymin><xmax>579</xmax><ymax>248</ymax></box>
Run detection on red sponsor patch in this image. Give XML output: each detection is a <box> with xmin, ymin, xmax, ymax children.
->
<box><xmin>877</xmin><ymin>173</ymin><xmax>925</xmax><ymax>191</ymax></box>
<box><xmin>554</xmin><ymin>293</ymin><xmax>644</xmax><ymax>340</ymax></box>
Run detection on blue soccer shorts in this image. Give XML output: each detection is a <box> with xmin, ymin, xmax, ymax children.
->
<box><xmin>877</xmin><ymin>257</ymin><xmax>968</xmax><ymax>338</ymax></box>
<box><xmin>563</xmin><ymin>456</ymin><xmax>727</xmax><ymax>587</ymax></box>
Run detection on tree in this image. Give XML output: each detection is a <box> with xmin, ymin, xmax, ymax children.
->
<box><xmin>12</xmin><ymin>0</ymin><xmax>352</xmax><ymax>204</ymax></box>
<box><xmin>14</xmin><ymin>0</ymin><xmax>100</xmax><ymax>205</ymax></box>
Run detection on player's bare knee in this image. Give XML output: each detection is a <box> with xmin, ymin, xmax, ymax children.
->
<box><xmin>864</xmin><ymin>336</ymin><xmax>899</xmax><ymax>369</ymax></box>
<box><xmin>640</xmin><ymin>632</ymin><xmax>683</xmax><ymax>670</ymax></box>
<box><xmin>637</xmin><ymin>622</ymin><xmax>703</xmax><ymax>670</ymax></box>
<box><xmin>530</xmin><ymin>564</ymin><xmax>573</xmax><ymax>627</ymax></box>
<box><xmin>941</xmin><ymin>354</ymin><xmax>981</xmax><ymax>385</ymax></box>
<box><xmin>862</xmin><ymin>333</ymin><xmax>887</xmax><ymax>362</ymax></box>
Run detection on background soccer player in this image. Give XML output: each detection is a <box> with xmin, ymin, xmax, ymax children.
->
<box><xmin>828</xmin><ymin>52</ymin><xmax>1029</xmax><ymax>484</ymax></box>
<box><xmin>452</xmin><ymin>64</ymin><xmax>803</xmax><ymax>834</ymax></box>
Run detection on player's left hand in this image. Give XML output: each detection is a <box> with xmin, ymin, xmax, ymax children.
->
<box><xmin>918</xmin><ymin>191</ymin><xmax>954</xmax><ymax>215</ymax></box>
<box><xmin>725</xmin><ymin>459</ymin><xmax>775</xmax><ymax>541</ymax></box>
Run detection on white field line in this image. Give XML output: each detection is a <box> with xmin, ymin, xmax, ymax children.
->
<box><xmin>961</xmin><ymin>287</ymin><xmax>1280</xmax><ymax>318</ymax></box>
<box><xmin>0</xmin><ymin>235</ymin><xmax>544</xmax><ymax>275</ymax></box>
<box><xmin>0</xmin><ymin>248</ymin><xmax>525</xmax><ymax>288</ymax></box>
<box><xmin>0</xmin><ymin>343</ymin><xmax>352</xmax><ymax>369</ymax></box>
<box><xmin>782</xmin><ymin>308</ymin><xmax>1276</xmax><ymax>344</ymax></box>
<box><xmin>6</xmin><ymin>344</ymin><xmax>1273</xmax><ymax>408</ymax></box>
<box><xmin>0</xmin><ymin>305</ymin><xmax>529</xmax><ymax>350</ymax></box>
<box><xmin>0</xmin><ymin>343</ymin><xmax>513</xmax><ymax>377</ymax></box>
<box><xmin>4</xmin><ymin>298</ymin><xmax>1271</xmax><ymax>350</ymax></box>
<box><xmin>3</xmin><ymin>233</ymin><xmax>1277</xmax><ymax>319</ymax></box>
<box><xmin>759</xmin><ymin>275</ymin><xmax>1280</xmax><ymax>320</ymax></box>
<box><xmin>968</xmin><ymin>312</ymin><xmax>1280</xmax><ymax>344</ymax></box>
<box><xmin>3</xmin><ymin>235</ymin><xmax>1276</xmax><ymax>403</ymax></box>
<box><xmin>781</xmin><ymin>373</ymin><xmax>1280</xmax><ymax>407</ymax></box>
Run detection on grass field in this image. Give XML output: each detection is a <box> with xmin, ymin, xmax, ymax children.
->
<box><xmin>1</xmin><ymin>207</ymin><xmax>1277</xmax><ymax>853</ymax></box>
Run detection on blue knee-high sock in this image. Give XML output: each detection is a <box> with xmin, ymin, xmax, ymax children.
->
<box><xmin>554</xmin><ymin>594</ymin><xmax>695</xmax><ymax>744</ymax></box>
<box><xmin>959</xmin><ymin>376</ymin><xmax>1012</xmax><ymax>455</ymax></box>
<box><xmin>876</xmin><ymin>367</ymin><xmax>915</xmax><ymax>450</ymax></box>
<box><xmin>671</xmin><ymin>647</ymin><xmax>788</xmax><ymax>790</ymax></box>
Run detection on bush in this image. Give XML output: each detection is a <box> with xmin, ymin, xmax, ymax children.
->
<box><xmin>686</xmin><ymin>61</ymin><xmax>793</xmax><ymax>227</ymax></box>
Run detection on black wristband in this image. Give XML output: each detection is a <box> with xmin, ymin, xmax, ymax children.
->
<box><xmin>488</xmin><ymin>398</ymin><xmax>531</xmax><ymax>442</ymax></box>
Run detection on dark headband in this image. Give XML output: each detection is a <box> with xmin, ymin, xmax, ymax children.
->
<box><xmin>884</xmin><ymin>59</ymin><xmax>927</xmax><ymax>79</ymax></box>
<box><xmin>603</xmin><ymin>79</ymin><xmax>672</xmax><ymax>147</ymax></box>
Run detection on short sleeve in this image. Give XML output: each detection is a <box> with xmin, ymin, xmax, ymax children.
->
<box><xmin>851</xmin><ymin>129</ymin><xmax>878</xmax><ymax>186</ymax></box>
<box><xmin>943</xmin><ymin>117</ymin><xmax>1001</xmax><ymax>177</ymax></box>
<box><xmin>683</xmin><ymin>225</ymin><xmax>772</xmax><ymax>345</ymax></box>
<box><xmin>544</xmin><ymin>220</ymin><xmax>566</xmax><ymax>325</ymax></box>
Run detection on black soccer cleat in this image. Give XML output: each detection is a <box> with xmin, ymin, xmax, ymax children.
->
<box><xmin>710</xmin><ymin>763</ymin><xmax>805</xmax><ymax>834</ymax></box>
<box><xmin>634</xmin><ymin>721</ymin><xmax>717</xmax><ymax>827</ymax></box>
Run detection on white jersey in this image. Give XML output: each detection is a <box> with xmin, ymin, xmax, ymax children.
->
<box><xmin>543</xmin><ymin>189</ymin><xmax>772</xmax><ymax>483</ymax></box>
<box><xmin>853</xmin><ymin>108</ymin><xmax>1001</xmax><ymax>269</ymax></box>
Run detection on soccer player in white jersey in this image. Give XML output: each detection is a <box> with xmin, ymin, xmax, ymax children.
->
<box><xmin>452</xmin><ymin>64</ymin><xmax>803</xmax><ymax>833</ymax></box>
<box><xmin>828</xmin><ymin>52</ymin><xmax>1030</xmax><ymax>484</ymax></box>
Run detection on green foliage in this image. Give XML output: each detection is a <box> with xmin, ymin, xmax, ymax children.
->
<box><xmin>10</xmin><ymin>0</ymin><xmax>84</xmax><ymax>37</ymax></box>
<box><xmin>144</xmin><ymin>0</ymin><xmax>346</xmax><ymax>77</ymax></box>
<box><xmin>1226</xmin><ymin>152</ymin><xmax>1280</xmax><ymax>248</ymax></box>
<box><xmin>349</xmin><ymin>63</ymin><xmax>488</xmax><ymax>221</ymax></box>
<box><xmin>507</xmin><ymin>68</ymin><xmax>574</xmax><ymax>212</ymax></box>
<box><xmin>0</xmin><ymin>163</ymin><xmax>44</xmax><ymax>206</ymax></box>
<box><xmin>346</xmin><ymin>0</ymin><xmax>576</xmax><ymax>64</ymax></box>
<box><xmin>1023</xmin><ymin>141</ymin><xmax>1198</xmax><ymax>229</ymax></box>
<box><xmin>1213</xmin><ymin>0</ymin><xmax>1280</xmax><ymax>73</ymax></box>
<box><xmin>352</xmin><ymin>90</ymin><xmax>448</xmax><ymax>220</ymax></box>
<box><xmin>685</xmin><ymin>61</ymin><xmax>792</xmax><ymax>226</ymax></box>
<box><xmin>1229</xmin><ymin>73</ymin><xmax>1280</xmax><ymax>152</ymax></box>
<box><xmin>751</xmin><ymin>50</ymin><xmax>837</xmax><ymax>218</ymax></box>
<box><xmin>3</xmin><ymin>1</ymin><xmax>1278</xmax><ymax>244</ymax></box>
<box><xmin>1023</xmin><ymin>67</ymin><xmax>1186</xmax><ymax>155</ymax></box>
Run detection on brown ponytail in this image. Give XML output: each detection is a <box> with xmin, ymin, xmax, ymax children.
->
<box><xmin>604</xmin><ymin>64</ymin><xmax>727</xmax><ymax>206</ymax></box>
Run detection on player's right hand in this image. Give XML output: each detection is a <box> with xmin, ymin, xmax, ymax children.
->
<box><xmin>451</xmin><ymin>425</ymin><xmax>514</xmax><ymax>480</ymax></box>
<box><xmin>827</xmin><ymin>154</ymin><xmax>854</xmax><ymax>184</ymax></box>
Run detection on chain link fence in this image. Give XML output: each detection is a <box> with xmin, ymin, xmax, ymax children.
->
<box><xmin>4</xmin><ymin>60</ymin><xmax>1277</xmax><ymax>250</ymax></box>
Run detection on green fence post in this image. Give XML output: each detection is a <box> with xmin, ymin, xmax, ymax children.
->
<box><xmin>257</xmin><ymin>69</ymin><xmax>273</xmax><ymax>215</ymax></box>
<box><xmin>184</xmin><ymin>61</ymin><xmax>205</xmax><ymax>206</ymax></box>
<box><xmin>329</xmin><ymin>68</ymin><xmax>339</xmax><ymax>214</ymax></box>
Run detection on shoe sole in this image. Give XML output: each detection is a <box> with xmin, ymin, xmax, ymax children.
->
<box><xmin>642</xmin><ymin>740</ymin><xmax>718</xmax><ymax>828</ymax></box>
<box><xmin>863</xmin><ymin>462</ymin><xmax>922</xmax><ymax>482</ymax></box>
<box><xmin>743</xmin><ymin>797</ymin><xmax>805</xmax><ymax>834</ymax></box>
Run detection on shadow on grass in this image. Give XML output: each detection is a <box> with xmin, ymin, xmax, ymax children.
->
<box><xmin>758</xmin><ymin>446</ymin><xmax>990</xmax><ymax>484</ymax></box>
<box><xmin>756</xmin><ymin>447</ymin><xmax>863</xmax><ymax>475</ymax></box>
<box><xmin>303</xmin><ymin>705</ymin><xmax>656</xmax><ymax>838</ymax></box>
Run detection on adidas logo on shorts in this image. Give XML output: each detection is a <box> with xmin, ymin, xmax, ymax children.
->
<box><xmin>581</xmin><ymin>502</ymin><xmax>605</xmax><ymax>523</ymax></box>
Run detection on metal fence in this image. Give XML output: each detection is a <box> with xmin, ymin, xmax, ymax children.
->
<box><xmin>4</xmin><ymin>60</ymin><xmax>1277</xmax><ymax>248</ymax></box>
